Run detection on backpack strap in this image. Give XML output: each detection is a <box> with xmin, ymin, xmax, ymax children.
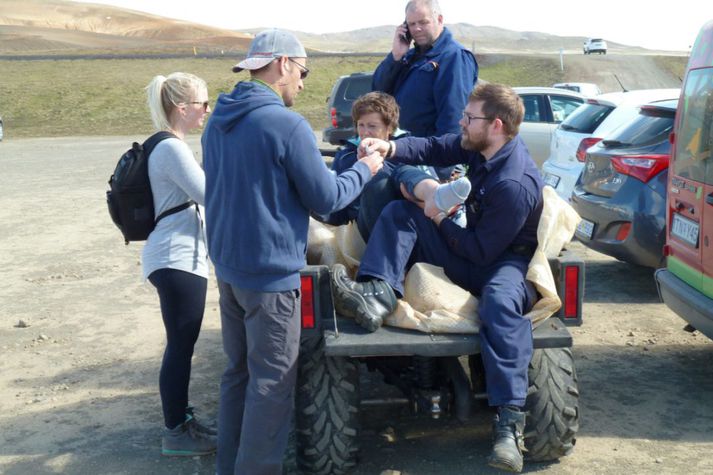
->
<box><xmin>142</xmin><ymin>131</ymin><xmax>177</xmax><ymax>157</ymax></box>
<box><xmin>155</xmin><ymin>200</ymin><xmax>196</xmax><ymax>224</ymax></box>
<box><xmin>144</xmin><ymin>130</ymin><xmax>186</xmax><ymax>225</ymax></box>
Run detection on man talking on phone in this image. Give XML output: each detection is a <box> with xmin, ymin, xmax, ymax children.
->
<box><xmin>372</xmin><ymin>0</ymin><xmax>478</xmax><ymax>161</ymax></box>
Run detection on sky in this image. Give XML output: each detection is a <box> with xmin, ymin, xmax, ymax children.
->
<box><xmin>73</xmin><ymin>0</ymin><xmax>706</xmax><ymax>52</ymax></box>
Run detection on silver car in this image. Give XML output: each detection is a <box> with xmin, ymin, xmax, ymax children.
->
<box><xmin>0</xmin><ymin>115</ymin><xmax>3</xmax><ymax>141</ymax></box>
<box><xmin>514</xmin><ymin>87</ymin><xmax>585</xmax><ymax>168</ymax></box>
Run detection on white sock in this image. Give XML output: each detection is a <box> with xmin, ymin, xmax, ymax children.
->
<box><xmin>434</xmin><ymin>177</ymin><xmax>471</xmax><ymax>212</ymax></box>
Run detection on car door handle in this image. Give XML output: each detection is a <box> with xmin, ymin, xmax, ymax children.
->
<box><xmin>707</xmin><ymin>193</ymin><xmax>713</xmax><ymax>206</ymax></box>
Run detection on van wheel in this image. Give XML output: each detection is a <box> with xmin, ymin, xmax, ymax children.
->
<box><xmin>524</xmin><ymin>347</ymin><xmax>579</xmax><ymax>461</ymax></box>
<box><xmin>295</xmin><ymin>336</ymin><xmax>360</xmax><ymax>474</ymax></box>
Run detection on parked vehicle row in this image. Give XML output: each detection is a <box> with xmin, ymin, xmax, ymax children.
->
<box><xmin>542</xmin><ymin>89</ymin><xmax>680</xmax><ymax>204</ymax></box>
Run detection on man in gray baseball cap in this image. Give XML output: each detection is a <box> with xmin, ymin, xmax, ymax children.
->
<box><xmin>202</xmin><ymin>28</ymin><xmax>383</xmax><ymax>475</ymax></box>
<box><xmin>232</xmin><ymin>28</ymin><xmax>307</xmax><ymax>73</ymax></box>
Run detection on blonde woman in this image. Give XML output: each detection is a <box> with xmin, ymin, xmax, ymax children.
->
<box><xmin>143</xmin><ymin>72</ymin><xmax>215</xmax><ymax>456</ymax></box>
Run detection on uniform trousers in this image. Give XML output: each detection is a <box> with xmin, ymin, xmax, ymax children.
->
<box><xmin>215</xmin><ymin>281</ymin><xmax>301</xmax><ymax>475</ymax></box>
<box><xmin>357</xmin><ymin>200</ymin><xmax>535</xmax><ymax>407</ymax></box>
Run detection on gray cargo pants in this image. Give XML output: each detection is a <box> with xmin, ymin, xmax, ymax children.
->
<box><xmin>215</xmin><ymin>280</ymin><xmax>301</xmax><ymax>475</ymax></box>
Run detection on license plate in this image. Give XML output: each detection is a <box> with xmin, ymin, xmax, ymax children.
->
<box><xmin>671</xmin><ymin>213</ymin><xmax>699</xmax><ymax>247</ymax></box>
<box><xmin>576</xmin><ymin>218</ymin><xmax>595</xmax><ymax>240</ymax></box>
<box><xmin>543</xmin><ymin>172</ymin><xmax>560</xmax><ymax>188</ymax></box>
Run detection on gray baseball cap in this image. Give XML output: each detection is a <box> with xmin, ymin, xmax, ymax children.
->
<box><xmin>232</xmin><ymin>29</ymin><xmax>307</xmax><ymax>73</ymax></box>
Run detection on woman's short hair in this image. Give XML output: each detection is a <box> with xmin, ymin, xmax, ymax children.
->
<box><xmin>146</xmin><ymin>72</ymin><xmax>207</xmax><ymax>131</ymax></box>
<box><xmin>469</xmin><ymin>83</ymin><xmax>525</xmax><ymax>139</ymax></box>
<box><xmin>351</xmin><ymin>91</ymin><xmax>400</xmax><ymax>134</ymax></box>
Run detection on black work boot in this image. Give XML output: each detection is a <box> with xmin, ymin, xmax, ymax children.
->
<box><xmin>487</xmin><ymin>406</ymin><xmax>526</xmax><ymax>473</ymax></box>
<box><xmin>331</xmin><ymin>264</ymin><xmax>397</xmax><ymax>332</ymax></box>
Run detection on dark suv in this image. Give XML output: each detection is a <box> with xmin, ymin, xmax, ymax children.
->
<box><xmin>322</xmin><ymin>72</ymin><xmax>373</xmax><ymax>146</ymax></box>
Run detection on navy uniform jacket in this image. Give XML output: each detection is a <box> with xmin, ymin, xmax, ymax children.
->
<box><xmin>372</xmin><ymin>27</ymin><xmax>478</xmax><ymax>138</ymax></box>
<box><xmin>391</xmin><ymin>134</ymin><xmax>543</xmax><ymax>267</ymax></box>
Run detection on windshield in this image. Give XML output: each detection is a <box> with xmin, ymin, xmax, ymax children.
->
<box><xmin>604</xmin><ymin>108</ymin><xmax>675</xmax><ymax>147</ymax></box>
<box><xmin>560</xmin><ymin>103</ymin><xmax>615</xmax><ymax>133</ymax></box>
<box><xmin>673</xmin><ymin>68</ymin><xmax>713</xmax><ymax>183</ymax></box>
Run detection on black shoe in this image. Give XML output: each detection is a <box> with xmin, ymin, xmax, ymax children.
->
<box><xmin>331</xmin><ymin>264</ymin><xmax>397</xmax><ymax>332</ymax></box>
<box><xmin>487</xmin><ymin>407</ymin><xmax>526</xmax><ymax>473</ymax></box>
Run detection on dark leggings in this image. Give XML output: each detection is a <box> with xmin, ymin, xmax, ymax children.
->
<box><xmin>148</xmin><ymin>268</ymin><xmax>207</xmax><ymax>429</ymax></box>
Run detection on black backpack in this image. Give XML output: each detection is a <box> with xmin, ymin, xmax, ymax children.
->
<box><xmin>106</xmin><ymin>131</ymin><xmax>195</xmax><ymax>244</ymax></box>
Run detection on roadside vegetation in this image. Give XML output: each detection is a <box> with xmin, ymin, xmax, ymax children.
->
<box><xmin>0</xmin><ymin>53</ymin><xmax>682</xmax><ymax>138</ymax></box>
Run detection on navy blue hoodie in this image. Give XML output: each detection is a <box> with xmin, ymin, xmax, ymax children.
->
<box><xmin>202</xmin><ymin>81</ymin><xmax>372</xmax><ymax>291</ymax></box>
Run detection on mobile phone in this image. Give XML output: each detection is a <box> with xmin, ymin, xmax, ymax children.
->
<box><xmin>400</xmin><ymin>21</ymin><xmax>412</xmax><ymax>44</ymax></box>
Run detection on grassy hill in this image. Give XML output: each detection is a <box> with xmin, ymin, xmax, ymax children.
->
<box><xmin>0</xmin><ymin>54</ymin><xmax>686</xmax><ymax>139</ymax></box>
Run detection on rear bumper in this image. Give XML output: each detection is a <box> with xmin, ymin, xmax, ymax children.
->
<box><xmin>322</xmin><ymin>127</ymin><xmax>355</xmax><ymax>146</ymax></box>
<box><xmin>541</xmin><ymin>161</ymin><xmax>583</xmax><ymax>202</ymax></box>
<box><xmin>323</xmin><ymin>316</ymin><xmax>572</xmax><ymax>357</ymax></box>
<box><xmin>571</xmin><ymin>182</ymin><xmax>665</xmax><ymax>268</ymax></box>
<box><xmin>655</xmin><ymin>268</ymin><xmax>713</xmax><ymax>340</ymax></box>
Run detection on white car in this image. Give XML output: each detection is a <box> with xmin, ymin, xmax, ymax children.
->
<box><xmin>583</xmin><ymin>38</ymin><xmax>607</xmax><ymax>55</ymax></box>
<box><xmin>552</xmin><ymin>82</ymin><xmax>602</xmax><ymax>98</ymax></box>
<box><xmin>0</xmin><ymin>115</ymin><xmax>3</xmax><ymax>141</ymax></box>
<box><xmin>541</xmin><ymin>88</ymin><xmax>680</xmax><ymax>202</ymax></box>
<box><xmin>514</xmin><ymin>87</ymin><xmax>585</xmax><ymax>168</ymax></box>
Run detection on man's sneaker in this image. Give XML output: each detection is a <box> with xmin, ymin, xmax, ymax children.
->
<box><xmin>161</xmin><ymin>418</ymin><xmax>217</xmax><ymax>457</ymax></box>
<box><xmin>185</xmin><ymin>406</ymin><xmax>217</xmax><ymax>436</ymax></box>
<box><xmin>332</xmin><ymin>264</ymin><xmax>397</xmax><ymax>332</ymax></box>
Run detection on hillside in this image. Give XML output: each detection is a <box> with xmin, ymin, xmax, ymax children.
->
<box><xmin>0</xmin><ymin>0</ymin><xmax>252</xmax><ymax>53</ymax></box>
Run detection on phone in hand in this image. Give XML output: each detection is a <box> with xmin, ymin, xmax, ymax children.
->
<box><xmin>400</xmin><ymin>21</ymin><xmax>412</xmax><ymax>45</ymax></box>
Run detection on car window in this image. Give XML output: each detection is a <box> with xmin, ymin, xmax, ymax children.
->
<box><xmin>550</xmin><ymin>96</ymin><xmax>584</xmax><ymax>123</ymax></box>
<box><xmin>521</xmin><ymin>94</ymin><xmax>543</xmax><ymax>122</ymax></box>
<box><xmin>343</xmin><ymin>76</ymin><xmax>372</xmax><ymax>101</ymax></box>
<box><xmin>559</xmin><ymin>103</ymin><xmax>615</xmax><ymax>133</ymax></box>
<box><xmin>606</xmin><ymin>107</ymin><xmax>675</xmax><ymax>147</ymax></box>
<box><xmin>673</xmin><ymin>69</ymin><xmax>713</xmax><ymax>183</ymax></box>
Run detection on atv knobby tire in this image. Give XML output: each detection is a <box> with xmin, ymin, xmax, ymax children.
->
<box><xmin>524</xmin><ymin>347</ymin><xmax>579</xmax><ymax>461</ymax></box>
<box><xmin>295</xmin><ymin>336</ymin><xmax>360</xmax><ymax>475</ymax></box>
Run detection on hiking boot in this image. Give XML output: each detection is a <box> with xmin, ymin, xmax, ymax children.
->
<box><xmin>331</xmin><ymin>264</ymin><xmax>397</xmax><ymax>332</ymax></box>
<box><xmin>161</xmin><ymin>418</ymin><xmax>217</xmax><ymax>457</ymax></box>
<box><xmin>487</xmin><ymin>406</ymin><xmax>526</xmax><ymax>473</ymax></box>
<box><xmin>185</xmin><ymin>406</ymin><xmax>217</xmax><ymax>436</ymax></box>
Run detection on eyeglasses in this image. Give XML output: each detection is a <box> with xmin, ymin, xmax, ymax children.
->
<box><xmin>288</xmin><ymin>57</ymin><xmax>309</xmax><ymax>79</ymax></box>
<box><xmin>462</xmin><ymin>111</ymin><xmax>493</xmax><ymax>125</ymax></box>
<box><xmin>188</xmin><ymin>101</ymin><xmax>210</xmax><ymax>111</ymax></box>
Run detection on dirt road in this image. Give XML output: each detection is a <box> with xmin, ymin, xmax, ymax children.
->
<box><xmin>1</xmin><ymin>137</ymin><xmax>712</xmax><ymax>475</ymax></box>
<box><xmin>554</xmin><ymin>54</ymin><xmax>682</xmax><ymax>93</ymax></box>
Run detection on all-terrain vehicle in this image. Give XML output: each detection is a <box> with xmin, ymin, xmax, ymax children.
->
<box><xmin>292</xmin><ymin>252</ymin><xmax>584</xmax><ymax>474</ymax></box>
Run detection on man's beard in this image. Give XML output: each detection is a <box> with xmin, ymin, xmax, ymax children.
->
<box><xmin>461</xmin><ymin>133</ymin><xmax>488</xmax><ymax>152</ymax></box>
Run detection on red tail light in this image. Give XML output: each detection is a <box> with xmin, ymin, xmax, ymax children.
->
<box><xmin>300</xmin><ymin>275</ymin><xmax>315</xmax><ymax>329</ymax></box>
<box><xmin>330</xmin><ymin>107</ymin><xmax>337</xmax><ymax>128</ymax></box>
<box><xmin>576</xmin><ymin>137</ymin><xmax>602</xmax><ymax>162</ymax></box>
<box><xmin>615</xmin><ymin>222</ymin><xmax>631</xmax><ymax>241</ymax></box>
<box><xmin>610</xmin><ymin>153</ymin><xmax>669</xmax><ymax>183</ymax></box>
<box><xmin>564</xmin><ymin>266</ymin><xmax>579</xmax><ymax>319</ymax></box>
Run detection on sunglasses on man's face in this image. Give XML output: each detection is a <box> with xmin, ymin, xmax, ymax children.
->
<box><xmin>288</xmin><ymin>57</ymin><xmax>309</xmax><ymax>80</ymax></box>
<box><xmin>188</xmin><ymin>101</ymin><xmax>210</xmax><ymax>111</ymax></box>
